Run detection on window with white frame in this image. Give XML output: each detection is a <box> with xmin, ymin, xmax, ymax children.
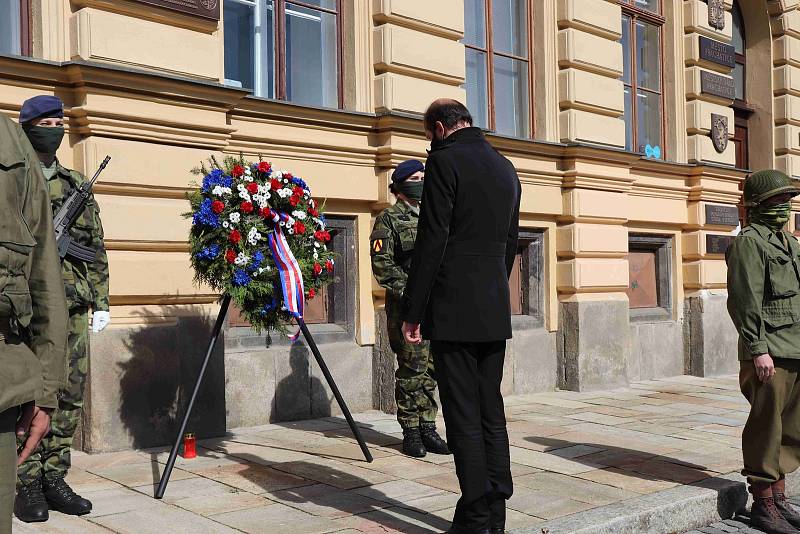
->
<box><xmin>224</xmin><ymin>0</ymin><xmax>341</xmax><ymax>108</ymax></box>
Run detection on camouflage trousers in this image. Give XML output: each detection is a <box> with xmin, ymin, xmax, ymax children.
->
<box><xmin>386</xmin><ymin>306</ymin><xmax>438</xmax><ymax>429</ymax></box>
<box><xmin>18</xmin><ymin>307</ymin><xmax>89</xmax><ymax>486</ymax></box>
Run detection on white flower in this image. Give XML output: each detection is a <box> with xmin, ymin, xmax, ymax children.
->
<box><xmin>313</xmin><ymin>251</ymin><xmax>319</xmax><ymax>260</ymax></box>
<box><xmin>212</xmin><ymin>186</ymin><xmax>231</xmax><ymax>196</ymax></box>
<box><xmin>279</xmin><ymin>221</ymin><xmax>285</xmax><ymax>227</ymax></box>
<box><xmin>247</xmin><ymin>227</ymin><xmax>262</xmax><ymax>245</ymax></box>
<box><xmin>292</xmin><ymin>210</ymin><xmax>307</xmax><ymax>220</ymax></box>
<box><xmin>278</xmin><ymin>188</ymin><xmax>293</xmax><ymax>198</ymax></box>
<box><xmin>237</xmin><ymin>184</ymin><xmax>246</xmax><ymax>191</ymax></box>
<box><xmin>234</xmin><ymin>252</ymin><xmax>250</xmax><ymax>266</ymax></box>
<box><xmin>222</xmin><ymin>221</ymin><xmax>230</xmax><ymax>228</ymax></box>
<box><xmin>288</xmin><ymin>228</ymin><xmax>295</xmax><ymax>235</ymax></box>
<box><xmin>314</xmin><ymin>242</ymin><xmax>320</xmax><ymax>248</ymax></box>
<box><xmin>239</xmin><ymin>191</ymin><xmax>251</xmax><ymax>201</ymax></box>
<box><xmin>229</xmin><ymin>212</ymin><xmax>241</xmax><ymax>224</ymax></box>
<box><xmin>271</xmin><ymin>171</ymin><xmax>283</xmax><ymax>179</ymax></box>
<box><xmin>257</xmin><ymin>184</ymin><xmax>269</xmax><ymax>195</ymax></box>
<box><xmin>245</xmin><ymin>167</ymin><xmax>252</xmax><ymax>175</ymax></box>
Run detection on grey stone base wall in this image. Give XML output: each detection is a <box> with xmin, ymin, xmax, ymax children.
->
<box><xmin>82</xmin><ymin>315</ymin><xmax>370</xmax><ymax>453</ymax></box>
<box><xmin>629</xmin><ymin>321</ymin><xmax>684</xmax><ymax>382</ymax></box>
<box><xmin>685</xmin><ymin>291</ymin><xmax>739</xmax><ymax>377</ymax></box>
<box><xmin>558</xmin><ymin>300</ymin><xmax>631</xmax><ymax>392</ymax></box>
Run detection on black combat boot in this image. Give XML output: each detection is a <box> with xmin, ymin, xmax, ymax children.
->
<box><xmin>420</xmin><ymin>422</ymin><xmax>451</xmax><ymax>455</ymax></box>
<box><xmin>750</xmin><ymin>483</ymin><xmax>800</xmax><ymax>534</ymax></box>
<box><xmin>773</xmin><ymin>479</ymin><xmax>800</xmax><ymax>529</ymax></box>
<box><xmin>402</xmin><ymin>427</ymin><xmax>426</xmax><ymax>458</ymax></box>
<box><xmin>43</xmin><ymin>475</ymin><xmax>92</xmax><ymax>516</ymax></box>
<box><xmin>14</xmin><ymin>479</ymin><xmax>49</xmax><ymax>523</ymax></box>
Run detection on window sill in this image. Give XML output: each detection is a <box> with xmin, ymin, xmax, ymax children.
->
<box><xmin>629</xmin><ymin>308</ymin><xmax>673</xmax><ymax>323</ymax></box>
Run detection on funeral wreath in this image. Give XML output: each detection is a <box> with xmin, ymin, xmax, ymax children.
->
<box><xmin>186</xmin><ymin>156</ymin><xmax>335</xmax><ymax>333</ymax></box>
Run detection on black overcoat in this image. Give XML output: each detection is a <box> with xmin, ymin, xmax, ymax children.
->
<box><xmin>401</xmin><ymin>127</ymin><xmax>522</xmax><ymax>342</ymax></box>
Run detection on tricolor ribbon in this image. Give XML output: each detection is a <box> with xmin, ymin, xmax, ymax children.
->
<box><xmin>267</xmin><ymin>210</ymin><xmax>305</xmax><ymax>341</ymax></box>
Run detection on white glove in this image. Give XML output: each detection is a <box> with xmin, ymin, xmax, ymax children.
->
<box><xmin>92</xmin><ymin>311</ymin><xmax>110</xmax><ymax>333</ymax></box>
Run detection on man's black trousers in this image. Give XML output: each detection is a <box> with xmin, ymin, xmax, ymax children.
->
<box><xmin>431</xmin><ymin>340</ymin><xmax>513</xmax><ymax>530</ymax></box>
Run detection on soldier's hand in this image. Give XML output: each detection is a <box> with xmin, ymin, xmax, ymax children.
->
<box><xmin>754</xmin><ymin>353</ymin><xmax>776</xmax><ymax>383</ymax></box>
<box><xmin>16</xmin><ymin>403</ymin><xmax>52</xmax><ymax>465</ymax></box>
<box><xmin>403</xmin><ymin>321</ymin><xmax>422</xmax><ymax>344</ymax></box>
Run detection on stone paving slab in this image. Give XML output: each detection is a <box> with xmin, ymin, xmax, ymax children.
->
<box><xmin>12</xmin><ymin>374</ymin><xmax>776</xmax><ymax>534</ymax></box>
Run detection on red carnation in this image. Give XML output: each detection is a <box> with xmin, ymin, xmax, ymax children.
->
<box><xmin>240</xmin><ymin>201</ymin><xmax>254</xmax><ymax>214</ymax></box>
<box><xmin>229</xmin><ymin>229</ymin><xmax>241</xmax><ymax>244</ymax></box>
<box><xmin>308</xmin><ymin>207</ymin><xmax>319</xmax><ymax>217</ymax></box>
<box><xmin>289</xmin><ymin>195</ymin><xmax>300</xmax><ymax>207</ymax></box>
<box><xmin>258</xmin><ymin>161</ymin><xmax>271</xmax><ymax>173</ymax></box>
<box><xmin>271</xmin><ymin>179</ymin><xmax>281</xmax><ymax>191</ymax></box>
<box><xmin>285</xmin><ymin>172</ymin><xmax>293</xmax><ymax>180</ymax></box>
<box><xmin>295</xmin><ymin>221</ymin><xmax>306</xmax><ymax>234</ymax></box>
<box><xmin>232</xmin><ymin>165</ymin><xmax>245</xmax><ymax>177</ymax></box>
<box><xmin>313</xmin><ymin>262</ymin><xmax>322</xmax><ymax>276</ymax></box>
<box><xmin>325</xmin><ymin>259</ymin><xmax>334</xmax><ymax>273</ymax></box>
<box><xmin>211</xmin><ymin>200</ymin><xmax>225</xmax><ymax>214</ymax></box>
<box><xmin>260</xmin><ymin>207</ymin><xmax>272</xmax><ymax>219</ymax></box>
<box><xmin>293</xmin><ymin>186</ymin><xmax>304</xmax><ymax>197</ymax></box>
<box><xmin>307</xmin><ymin>288</ymin><xmax>316</xmax><ymax>300</ymax></box>
<box><xmin>246</xmin><ymin>182</ymin><xmax>259</xmax><ymax>194</ymax></box>
<box><xmin>314</xmin><ymin>230</ymin><xmax>326</xmax><ymax>242</ymax></box>
<box><xmin>225</xmin><ymin>249</ymin><xmax>236</xmax><ymax>263</ymax></box>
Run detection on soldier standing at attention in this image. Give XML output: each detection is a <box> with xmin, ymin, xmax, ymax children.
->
<box><xmin>727</xmin><ymin>170</ymin><xmax>800</xmax><ymax>534</ymax></box>
<box><xmin>0</xmin><ymin>113</ymin><xmax>68</xmax><ymax>534</ymax></box>
<box><xmin>14</xmin><ymin>96</ymin><xmax>110</xmax><ymax>523</ymax></box>
<box><xmin>370</xmin><ymin>160</ymin><xmax>451</xmax><ymax>458</ymax></box>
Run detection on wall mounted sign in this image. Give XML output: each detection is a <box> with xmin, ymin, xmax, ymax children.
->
<box><xmin>705</xmin><ymin>204</ymin><xmax>739</xmax><ymax>226</ymax></box>
<box><xmin>699</xmin><ymin>36</ymin><xmax>735</xmax><ymax>68</ymax></box>
<box><xmin>706</xmin><ymin>234</ymin><xmax>735</xmax><ymax>255</ymax></box>
<box><xmin>133</xmin><ymin>0</ymin><xmax>220</xmax><ymax>20</ymax></box>
<box><xmin>708</xmin><ymin>0</ymin><xmax>726</xmax><ymax>30</ymax></box>
<box><xmin>711</xmin><ymin>114</ymin><xmax>729</xmax><ymax>153</ymax></box>
<box><xmin>700</xmin><ymin>71</ymin><xmax>735</xmax><ymax>100</ymax></box>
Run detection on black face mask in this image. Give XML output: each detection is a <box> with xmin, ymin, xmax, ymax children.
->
<box><xmin>396</xmin><ymin>180</ymin><xmax>424</xmax><ymax>202</ymax></box>
<box><xmin>23</xmin><ymin>125</ymin><xmax>64</xmax><ymax>156</ymax></box>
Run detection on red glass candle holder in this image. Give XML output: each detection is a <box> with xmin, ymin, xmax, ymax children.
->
<box><xmin>182</xmin><ymin>432</ymin><xmax>196</xmax><ymax>459</ymax></box>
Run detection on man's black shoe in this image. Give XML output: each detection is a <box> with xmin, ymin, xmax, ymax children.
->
<box><xmin>14</xmin><ymin>480</ymin><xmax>49</xmax><ymax>523</ymax></box>
<box><xmin>420</xmin><ymin>422</ymin><xmax>452</xmax><ymax>455</ymax></box>
<box><xmin>43</xmin><ymin>475</ymin><xmax>92</xmax><ymax>516</ymax></box>
<box><xmin>402</xmin><ymin>427</ymin><xmax>427</xmax><ymax>457</ymax></box>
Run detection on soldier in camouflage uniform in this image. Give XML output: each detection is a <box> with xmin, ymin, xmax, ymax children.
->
<box><xmin>370</xmin><ymin>160</ymin><xmax>450</xmax><ymax>458</ymax></box>
<box><xmin>14</xmin><ymin>96</ymin><xmax>110</xmax><ymax>522</ymax></box>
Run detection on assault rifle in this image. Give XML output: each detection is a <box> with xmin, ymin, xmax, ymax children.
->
<box><xmin>53</xmin><ymin>155</ymin><xmax>111</xmax><ymax>262</ymax></box>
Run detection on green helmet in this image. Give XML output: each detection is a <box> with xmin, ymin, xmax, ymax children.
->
<box><xmin>743</xmin><ymin>169</ymin><xmax>800</xmax><ymax>207</ymax></box>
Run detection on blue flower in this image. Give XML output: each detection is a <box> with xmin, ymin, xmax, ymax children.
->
<box><xmin>249</xmin><ymin>250</ymin><xmax>266</xmax><ymax>272</ymax></box>
<box><xmin>202</xmin><ymin>169</ymin><xmax>233</xmax><ymax>192</ymax></box>
<box><xmin>192</xmin><ymin>198</ymin><xmax>220</xmax><ymax>227</ymax></box>
<box><xmin>290</xmin><ymin>176</ymin><xmax>309</xmax><ymax>191</ymax></box>
<box><xmin>233</xmin><ymin>269</ymin><xmax>251</xmax><ymax>287</ymax></box>
<box><xmin>196</xmin><ymin>244</ymin><xmax>220</xmax><ymax>261</ymax></box>
<box><xmin>260</xmin><ymin>297</ymin><xmax>278</xmax><ymax>315</ymax></box>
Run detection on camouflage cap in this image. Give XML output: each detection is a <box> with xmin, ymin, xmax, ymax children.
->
<box><xmin>743</xmin><ymin>169</ymin><xmax>800</xmax><ymax>207</ymax></box>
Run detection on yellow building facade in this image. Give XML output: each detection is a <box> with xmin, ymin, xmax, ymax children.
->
<box><xmin>0</xmin><ymin>0</ymin><xmax>791</xmax><ymax>451</ymax></box>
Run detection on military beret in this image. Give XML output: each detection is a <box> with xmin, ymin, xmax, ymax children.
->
<box><xmin>19</xmin><ymin>95</ymin><xmax>64</xmax><ymax>124</ymax></box>
<box><xmin>391</xmin><ymin>159</ymin><xmax>424</xmax><ymax>184</ymax></box>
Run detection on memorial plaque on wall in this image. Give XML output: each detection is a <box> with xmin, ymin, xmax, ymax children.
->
<box><xmin>134</xmin><ymin>0</ymin><xmax>220</xmax><ymax>20</ymax></box>
<box><xmin>700</xmin><ymin>70</ymin><xmax>735</xmax><ymax>100</ymax></box>
<box><xmin>706</xmin><ymin>234</ymin><xmax>735</xmax><ymax>254</ymax></box>
<box><xmin>705</xmin><ymin>204</ymin><xmax>739</xmax><ymax>226</ymax></box>
<box><xmin>699</xmin><ymin>37</ymin><xmax>735</xmax><ymax>68</ymax></box>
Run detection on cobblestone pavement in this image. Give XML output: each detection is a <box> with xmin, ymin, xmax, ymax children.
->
<box><xmin>12</xmin><ymin>374</ymin><xmax>755</xmax><ymax>534</ymax></box>
<box><xmin>684</xmin><ymin>506</ymin><xmax>800</xmax><ymax>534</ymax></box>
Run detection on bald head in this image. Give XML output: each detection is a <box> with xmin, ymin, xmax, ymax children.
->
<box><xmin>423</xmin><ymin>99</ymin><xmax>473</xmax><ymax>141</ymax></box>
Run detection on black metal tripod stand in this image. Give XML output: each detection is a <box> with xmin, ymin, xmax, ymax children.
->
<box><xmin>155</xmin><ymin>295</ymin><xmax>373</xmax><ymax>499</ymax></box>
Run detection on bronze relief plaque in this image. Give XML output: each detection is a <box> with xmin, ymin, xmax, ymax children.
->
<box><xmin>708</xmin><ymin>0</ymin><xmax>726</xmax><ymax>30</ymax></box>
<box><xmin>711</xmin><ymin>113</ymin><xmax>728</xmax><ymax>154</ymax></box>
<box><xmin>133</xmin><ymin>0</ymin><xmax>220</xmax><ymax>20</ymax></box>
<box><xmin>627</xmin><ymin>251</ymin><xmax>658</xmax><ymax>309</ymax></box>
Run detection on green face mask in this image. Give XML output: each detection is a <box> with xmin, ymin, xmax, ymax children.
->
<box><xmin>22</xmin><ymin>125</ymin><xmax>64</xmax><ymax>156</ymax></box>
<box><xmin>751</xmin><ymin>202</ymin><xmax>792</xmax><ymax>231</ymax></box>
<box><xmin>397</xmin><ymin>180</ymin><xmax>424</xmax><ymax>202</ymax></box>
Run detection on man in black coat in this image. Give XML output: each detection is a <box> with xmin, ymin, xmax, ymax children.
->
<box><xmin>402</xmin><ymin>99</ymin><xmax>521</xmax><ymax>534</ymax></box>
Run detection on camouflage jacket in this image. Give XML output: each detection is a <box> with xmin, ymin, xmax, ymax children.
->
<box><xmin>370</xmin><ymin>200</ymin><xmax>419</xmax><ymax>300</ymax></box>
<box><xmin>0</xmin><ymin>115</ymin><xmax>67</xmax><ymax>411</ymax></box>
<box><xmin>46</xmin><ymin>161</ymin><xmax>109</xmax><ymax>311</ymax></box>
